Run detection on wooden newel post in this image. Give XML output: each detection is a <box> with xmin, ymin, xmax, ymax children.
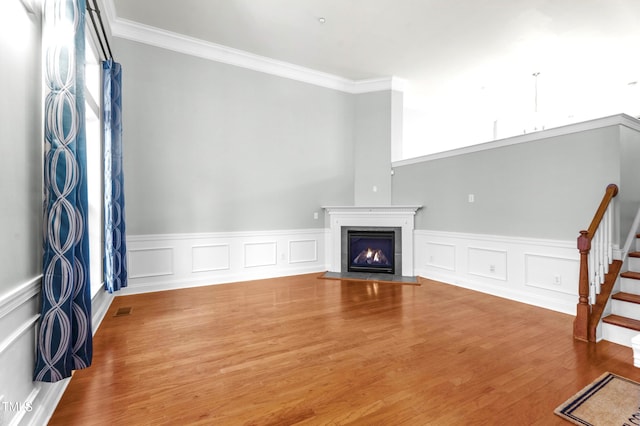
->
<box><xmin>574</xmin><ymin>230</ymin><xmax>591</xmax><ymax>341</ymax></box>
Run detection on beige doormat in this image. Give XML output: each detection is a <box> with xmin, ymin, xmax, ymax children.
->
<box><xmin>555</xmin><ymin>372</ymin><xmax>640</xmax><ymax>425</ymax></box>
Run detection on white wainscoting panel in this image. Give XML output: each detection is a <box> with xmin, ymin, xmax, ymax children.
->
<box><xmin>289</xmin><ymin>239</ymin><xmax>318</xmax><ymax>264</ymax></box>
<box><xmin>0</xmin><ymin>276</ymin><xmax>41</xmax><ymax>426</ymax></box>
<box><xmin>425</xmin><ymin>241</ymin><xmax>456</xmax><ymax>271</ymax></box>
<box><xmin>123</xmin><ymin>229</ymin><xmax>327</xmax><ymax>295</ymax></box>
<box><xmin>0</xmin><ymin>277</ymin><xmax>115</xmax><ymax>426</ymax></box>
<box><xmin>415</xmin><ymin>230</ymin><xmax>580</xmax><ymax>314</ymax></box>
<box><xmin>192</xmin><ymin>244</ymin><xmax>230</xmax><ymax>273</ymax></box>
<box><xmin>128</xmin><ymin>247</ymin><xmax>174</xmax><ymax>278</ymax></box>
<box><xmin>244</xmin><ymin>242</ymin><xmax>277</xmax><ymax>268</ymax></box>
<box><xmin>0</xmin><ymin>276</ymin><xmax>42</xmax><ymax>425</ymax></box>
<box><xmin>468</xmin><ymin>246</ymin><xmax>508</xmax><ymax>281</ymax></box>
<box><xmin>524</xmin><ymin>253</ymin><xmax>579</xmax><ymax>295</ymax></box>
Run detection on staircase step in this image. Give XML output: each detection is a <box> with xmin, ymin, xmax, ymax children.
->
<box><xmin>612</xmin><ymin>292</ymin><xmax>640</xmax><ymax>304</ymax></box>
<box><xmin>630</xmin><ymin>252</ymin><xmax>640</xmax><ymax>258</ymax></box>
<box><xmin>621</xmin><ymin>271</ymin><xmax>640</xmax><ymax>280</ymax></box>
<box><xmin>603</xmin><ymin>314</ymin><xmax>640</xmax><ymax>332</ymax></box>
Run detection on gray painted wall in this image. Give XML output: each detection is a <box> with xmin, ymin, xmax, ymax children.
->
<box><xmin>353</xmin><ymin>91</ymin><xmax>393</xmax><ymax>205</ymax></box>
<box><xmin>114</xmin><ymin>38</ymin><xmax>640</xmax><ymax>245</ymax></box>
<box><xmin>619</xmin><ymin>125</ymin><xmax>640</xmax><ymax>242</ymax></box>
<box><xmin>115</xmin><ymin>38</ymin><xmax>356</xmax><ymax>235</ymax></box>
<box><xmin>0</xmin><ymin>3</ymin><xmax>42</xmax><ymax>294</ymax></box>
<box><xmin>392</xmin><ymin>126</ymin><xmax>624</xmax><ymax>242</ymax></box>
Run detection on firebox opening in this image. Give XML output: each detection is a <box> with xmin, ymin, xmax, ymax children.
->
<box><xmin>347</xmin><ymin>230</ymin><xmax>395</xmax><ymax>274</ymax></box>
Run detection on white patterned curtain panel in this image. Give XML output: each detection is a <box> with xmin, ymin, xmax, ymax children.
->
<box><xmin>103</xmin><ymin>59</ymin><xmax>128</xmax><ymax>293</ymax></box>
<box><xmin>34</xmin><ymin>0</ymin><xmax>93</xmax><ymax>382</ymax></box>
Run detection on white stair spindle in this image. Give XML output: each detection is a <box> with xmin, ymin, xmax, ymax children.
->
<box><xmin>594</xmin><ymin>228</ymin><xmax>602</xmax><ymax>292</ymax></box>
<box><xmin>606</xmin><ymin>204</ymin><xmax>613</xmax><ymax>265</ymax></box>
<box><xmin>602</xmin><ymin>207</ymin><xmax>609</xmax><ymax>274</ymax></box>
<box><xmin>589</xmin><ymin>244</ymin><xmax>596</xmax><ymax>287</ymax></box>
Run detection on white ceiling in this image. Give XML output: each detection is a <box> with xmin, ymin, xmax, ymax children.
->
<box><xmin>108</xmin><ymin>0</ymin><xmax>640</xmax><ymax>156</ymax></box>
<box><xmin>110</xmin><ymin>0</ymin><xmax>640</xmax><ymax>96</ymax></box>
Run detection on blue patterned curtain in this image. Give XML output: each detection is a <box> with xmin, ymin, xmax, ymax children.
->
<box><xmin>34</xmin><ymin>0</ymin><xmax>92</xmax><ymax>382</ymax></box>
<box><xmin>103</xmin><ymin>59</ymin><xmax>128</xmax><ymax>293</ymax></box>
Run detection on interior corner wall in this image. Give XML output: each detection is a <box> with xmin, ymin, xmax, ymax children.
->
<box><xmin>353</xmin><ymin>90</ymin><xmax>393</xmax><ymax>205</ymax></box>
<box><xmin>0</xmin><ymin>1</ymin><xmax>42</xmax><ymax>297</ymax></box>
<box><xmin>390</xmin><ymin>90</ymin><xmax>404</xmax><ymax>163</ymax></box>
<box><xmin>392</xmin><ymin>125</ymin><xmax>622</xmax><ymax>241</ymax></box>
<box><xmin>619</xmin><ymin>125</ymin><xmax>640</xmax><ymax>243</ymax></box>
<box><xmin>113</xmin><ymin>38</ymin><xmax>355</xmax><ymax>235</ymax></box>
<box><xmin>0</xmin><ymin>1</ymin><xmax>46</xmax><ymax>424</ymax></box>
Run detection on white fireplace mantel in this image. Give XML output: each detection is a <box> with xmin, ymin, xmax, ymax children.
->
<box><xmin>323</xmin><ymin>205</ymin><xmax>422</xmax><ymax>276</ymax></box>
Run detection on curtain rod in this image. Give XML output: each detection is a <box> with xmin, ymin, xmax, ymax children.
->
<box><xmin>87</xmin><ymin>0</ymin><xmax>113</xmax><ymax>60</ymax></box>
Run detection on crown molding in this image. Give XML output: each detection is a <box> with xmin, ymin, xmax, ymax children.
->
<box><xmin>102</xmin><ymin>0</ymin><xmax>403</xmax><ymax>94</ymax></box>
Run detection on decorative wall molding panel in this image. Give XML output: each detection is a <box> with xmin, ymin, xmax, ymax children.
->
<box><xmin>244</xmin><ymin>242</ymin><xmax>278</xmax><ymax>268</ymax></box>
<box><xmin>468</xmin><ymin>246</ymin><xmax>508</xmax><ymax>281</ymax></box>
<box><xmin>289</xmin><ymin>239</ymin><xmax>318</xmax><ymax>264</ymax></box>
<box><xmin>0</xmin><ymin>277</ymin><xmax>114</xmax><ymax>426</ymax></box>
<box><xmin>191</xmin><ymin>244</ymin><xmax>231</xmax><ymax>273</ymax></box>
<box><xmin>425</xmin><ymin>242</ymin><xmax>456</xmax><ymax>271</ymax></box>
<box><xmin>0</xmin><ymin>275</ymin><xmax>41</xmax><ymax>426</ymax></box>
<box><xmin>123</xmin><ymin>229</ymin><xmax>328</xmax><ymax>295</ymax></box>
<box><xmin>128</xmin><ymin>247</ymin><xmax>174</xmax><ymax>278</ymax></box>
<box><xmin>524</xmin><ymin>253</ymin><xmax>579</xmax><ymax>295</ymax></box>
<box><xmin>414</xmin><ymin>230</ymin><xmax>579</xmax><ymax>314</ymax></box>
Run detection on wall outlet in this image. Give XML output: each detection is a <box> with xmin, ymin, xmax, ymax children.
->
<box><xmin>553</xmin><ymin>275</ymin><xmax>562</xmax><ymax>285</ymax></box>
<box><xmin>489</xmin><ymin>264</ymin><xmax>496</xmax><ymax>273</ymax></box>
<box><xmin>313</xmin><ymin>212</ymin><xmax>318</xmax><ymax>220</ymax></box>
<box><xmin>468</xmin><ymin>194</ymin><xmax>475</xmax><ymax>203</ymax></box>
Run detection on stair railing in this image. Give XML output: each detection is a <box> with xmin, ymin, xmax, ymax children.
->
<box><xmin>574</xmin><ymin>183</ymin><xmax>619</xmax><ymax>342</ymax></box>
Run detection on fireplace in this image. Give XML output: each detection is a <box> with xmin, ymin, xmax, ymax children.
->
<box><xmin>324</xmin><ymin>205</ymin><xmax>421</xmax><ymax>277</ymax></box>
<box><xmin>347</xmin><ymin>230</ymin><xmax>395</xmax><ymax>274</ymax></box>
<box><xmin>340</xmin><ymin>226</ymin><xmax>401</xmax><ymax>276</ymax></box>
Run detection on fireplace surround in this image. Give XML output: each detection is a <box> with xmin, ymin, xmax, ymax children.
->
<box><xmin>324</xmin><ymin>205</ymin><xmax>421</xmax><ymax>277</ymax></box>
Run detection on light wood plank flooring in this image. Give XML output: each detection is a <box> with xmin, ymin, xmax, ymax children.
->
<box><xmin>49</xmin><ymin>273</ymin><xmax>638</xmax><ymax>425</ymax></box>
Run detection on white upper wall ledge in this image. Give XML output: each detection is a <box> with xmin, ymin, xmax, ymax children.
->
<box><xmin>393</xmin><ymin>113</ymin><xmax>640</xmax><ymax>168</ymax></box>
<box><xmin>102</xmin><ymin>0</ymin><xmax>405</xmax><ymax>94</ymax></box>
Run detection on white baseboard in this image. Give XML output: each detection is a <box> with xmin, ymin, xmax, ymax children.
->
<box><xmin>118</xmin><ymin>264</ymin><xmax>327</xmax><ymax>295</ymax></box>
<box><xmin>91</xmin><ymin>288</ymin><xmax>115</xmax><ymax>335</ymax></box>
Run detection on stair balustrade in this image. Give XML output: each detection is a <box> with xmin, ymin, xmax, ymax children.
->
<box><xmin>574</xmin><ymin>184</ymin><xmax>619</xmax><ymax>342</ymax></box>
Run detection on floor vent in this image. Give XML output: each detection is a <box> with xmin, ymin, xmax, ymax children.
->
<box><xmin>114</xmin><ymin>307</ymin><xmax>132</xmax><ymax>317</ymax></box>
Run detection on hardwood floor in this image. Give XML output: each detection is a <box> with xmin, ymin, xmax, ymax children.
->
<box><xmin>49</xmin><ymin>273</ymin><xmax>638</xmax><ymax>425</ymax></box>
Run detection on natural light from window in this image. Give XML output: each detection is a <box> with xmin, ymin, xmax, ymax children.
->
<box><xmin>402</xmin><ymin>32</ymin><xmax>640</xmax><ymax>160</ymax></box>
<box><xmin>85</xmin><ymin>30</ymin><xmax>102</xmax><ymax>299</ymax></box>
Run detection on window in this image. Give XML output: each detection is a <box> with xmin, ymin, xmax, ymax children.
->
<box><xmin>85</xmin><ymin>29</ymin><xmax>103</xmax><ymax>299</ymax></box>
